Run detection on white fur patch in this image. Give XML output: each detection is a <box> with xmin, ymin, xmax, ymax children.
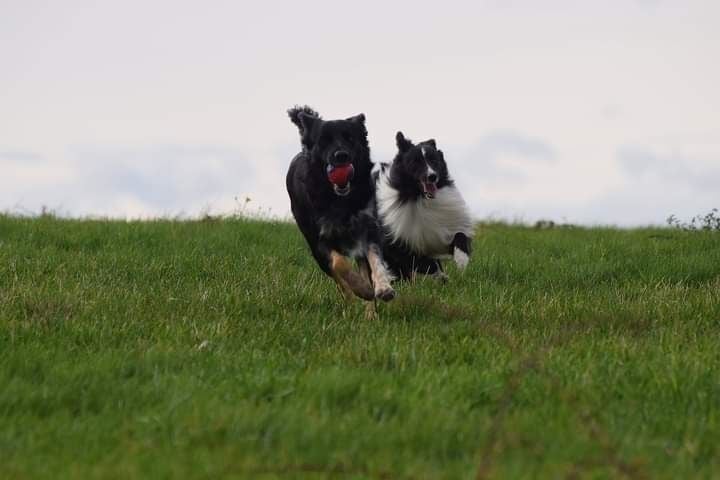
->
<box><xmin>367</xmin><ymin>245</ymin><xmax>394</xmax><ymax>294</ymax></box>
<box><xmin>454</xmin><ymin>248</ymin><xmax>470</xmax><ymax>270</ymax></box>
<box><xmin>376</xmin><ymin>170</ymin><xmax>473</xmax><ymax>257</ymax></box>
<box><xmin>426</xmin><ymin>163</ymin><xmax>436</xmax><ymax>177</ymax></box>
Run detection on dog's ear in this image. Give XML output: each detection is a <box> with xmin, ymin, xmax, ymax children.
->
<box><xmin>346</xmin><ymin>113</ymin><xmax>366</xmax><ymax>124</ymax></box>
<box><xmin>298</xmin><ymin>112</ymin><xmax>319</xmax><ymax>148</ymax></box>
<box><xmin>396</xmin><ymin>131</ymin><xmax>412</xmax><ymax>152</ymax></box>
<box><xmin>425</xmin><ymin>139</ymin><xmax>437</xmax><ymax>150</ymax></box>
<box><xmin>298</xmin><ymin>112</ymin><xmax>318</xmax><ymax>134</ymax></box>
<box><xmin>347</xmin><ymin>113</ymin><xmax>368</xmax><ymax>140</ymax></box>
<box><xmin>288</xmin><ymin>105</ymin><xmax>320</xmax><ymax>133</ymax></box>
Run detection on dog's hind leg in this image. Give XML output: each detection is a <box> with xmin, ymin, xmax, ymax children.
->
<box><xmin>330</xmin><ymin>251</ymin><xmax>375</xmax><ymax>301</ymax></box>
<box><xmin>411</xmin><ymin>256</ymin><xmax>448</xmax><ymax>283</ymax></box>
<box><xmin>430</xmin><ymin>260</ymin><xmax>449</xmax><ymax>283</ymax></box>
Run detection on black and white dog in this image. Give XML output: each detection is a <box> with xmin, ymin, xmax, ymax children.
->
<box><xmin>286</xmin><ymin>106</ymin><xmax>395</xmax><ymax>303</ymax></box>
<box><xmin>375</xmin><ymin>132</ymin><xmax>473</xmax><ymax>280</ymax></box>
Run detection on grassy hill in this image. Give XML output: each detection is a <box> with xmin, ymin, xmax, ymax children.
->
<box><xmin>1</xmin><ymin>214</ymin><xmax>719</xmax><ymax>479</ymax></box>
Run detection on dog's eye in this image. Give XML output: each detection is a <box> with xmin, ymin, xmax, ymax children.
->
<box><xmin>342</xmin><ymin>132</ymin><xmax>353</xmax><ymax>143</ymax></box>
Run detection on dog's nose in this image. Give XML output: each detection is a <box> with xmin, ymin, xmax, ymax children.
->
<box><xmin>427</xmin><ymin>172</ymin><xmax>438</xmax><ymax>183</ymax></box>
<box><xmin>333</xmin><ymin>150</ymin><xmax>350</xmax><ymax>164</ymax></box>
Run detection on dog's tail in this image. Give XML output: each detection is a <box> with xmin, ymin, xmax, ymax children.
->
<box><xmin>287</xmin><ymin>105</ymin><xmax>321</xmax><ymax>136</ymax></box>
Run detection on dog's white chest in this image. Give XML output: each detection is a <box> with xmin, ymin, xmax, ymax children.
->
<box><xmin>376</xmin><ymin>175</ymin><xmax>473</xmax><ymax>256</ymax></box>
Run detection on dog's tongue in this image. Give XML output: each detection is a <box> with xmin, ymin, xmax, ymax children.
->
<box><xmin>423</xmin><ymin>181</ymin><xmax>438</xmax><ymax>197</ymax></box>
<box><xmin>327</xmin><ymin>164</ymin><xmax>354</xmax><ymax>187</ymax></box>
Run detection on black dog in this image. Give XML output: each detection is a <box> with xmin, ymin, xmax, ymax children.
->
<box><xmin>375</xmin><ymin>132</ymin><xmax>473</xmax><ymax>280</ymax></box>
<box><xmin>286</xmin><ymin>106</ymin><xmax>395</xmax><ymax>303</ymax></box>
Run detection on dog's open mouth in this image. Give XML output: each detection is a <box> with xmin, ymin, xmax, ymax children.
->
<box><xmin>327</xmin><ymin>163</ymin><xmax>354</xmax><ymax>197</ymax></box>
<box><xmin>421</xmin><ymin>181</ymin><xmax>438</xmax><ymax>199</ymax></box>
<box><xmin>333</xmin><ymin>184</ymin><xmax>351</xmax><ymax>196</ymax></box>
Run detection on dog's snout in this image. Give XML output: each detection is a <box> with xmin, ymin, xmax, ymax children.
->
<box><xmin>426</xmin><ymin>172</ymin><xmax>438</xmax><ymax>183</ymax></box>
<box><xmin>333</xmin><ymin>150</ymin><xmax>350</xmax><ymax>164</ymax></box>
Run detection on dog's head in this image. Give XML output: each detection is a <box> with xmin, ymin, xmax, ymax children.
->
<box><xmin>288</xmin><ymin>106</ymin><xmax>371</xmax><ymax>197</ymax></box>
<box><xmin>391</xmin><ymin>131</ymin><xmax>450</xmax><ymax>199</ymax></box>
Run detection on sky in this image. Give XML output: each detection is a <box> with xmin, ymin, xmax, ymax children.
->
<box><xmin>1</xmin><ymin>0</ymin><xmax>719</xmax><ymax>225</ymax></box>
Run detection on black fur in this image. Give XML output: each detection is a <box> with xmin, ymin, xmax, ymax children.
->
<box><xmin>286</xmin><ymin>106</ymin><xmax>391</xmax><ymax>298</ymax></box>
<box><xmin>390</xmin><ymin>132</ymin><xmax>453</xmax><ymax>202</ymax></box>
<box><xmin>383</xmin><ymin>240</ymin><xmax>445</xmax><ymax>280</ymax></box>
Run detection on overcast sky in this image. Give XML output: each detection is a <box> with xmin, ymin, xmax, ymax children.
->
<box><xmin>2</xmin><ymin>0</ymin><xmax>719</xmax><ymax>225</ymax></box>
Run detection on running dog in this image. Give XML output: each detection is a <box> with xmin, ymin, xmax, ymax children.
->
<box><xmin>286</xmin><ymin>106</ymin><xmax>395</xmax><ymax>303</ymax></box>
<box><xmin>375</xmin><ymin>131</ymin><xmax>473</xmax><ymax>280</ymax></box>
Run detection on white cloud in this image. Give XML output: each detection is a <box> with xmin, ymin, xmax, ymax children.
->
<box><xmin>618</xmin><ymin>146</ymin><xmax>720</xmax><ymax>192</ymax></box>
<box><xmin>1</xmin><ymin>146</ymin><xmax>261</xmax><ymax>218</ymax></box>
<box><xmin>2</xmin><ymin>136</ymin><xmax>718</xmax><ymax>226</ymax></box>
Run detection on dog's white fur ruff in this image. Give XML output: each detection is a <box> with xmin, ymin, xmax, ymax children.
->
<box><xmin>376</xmin><ymin>170</ymin><xmax>473</xmax><ymax>259</ymax></box>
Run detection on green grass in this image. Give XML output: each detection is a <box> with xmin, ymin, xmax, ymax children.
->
<box><xmin>1</xmin><ymin>214</ymin><xmax>719</xmax><ymax>479</ymax></box>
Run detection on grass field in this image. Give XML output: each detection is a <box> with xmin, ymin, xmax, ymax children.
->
<box><xmin>1</xmin><ymin>214</ymin><xmax>719</xmax><ymax>479</ymax></box>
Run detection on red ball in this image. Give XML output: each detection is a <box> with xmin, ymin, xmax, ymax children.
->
<box><xmin>327</xmin><ymin>164</ymin><xmax>354</xmax><ymax>186</ymax></box>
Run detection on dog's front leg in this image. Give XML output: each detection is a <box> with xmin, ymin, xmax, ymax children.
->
<box><xmin>329</xmin><ymin>251</ymin><xmax>375</xmax><ymax>301</ymax></box>
<box><xmin>358</xmin><ymin>259</ymin><xmax>378</xmax><ymax>320</ymax></box>
<box><xmin>366</xmin><ymin>245</ymin><xmax>395</xmax><ymax>302</ymax></box>
<box><xmin>451</xmin><ymin>233</ymin><xmax>472</xmax><ymax>270</ymax></box>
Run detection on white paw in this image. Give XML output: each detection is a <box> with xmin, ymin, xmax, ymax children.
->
<box><xmin>454</xmin><ymin>249</ymin><xmax>469</xmax><ymax>270</ymax></box>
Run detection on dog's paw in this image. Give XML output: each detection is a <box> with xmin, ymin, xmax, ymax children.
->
<box><xmin>434</xmin><ymin>271</ymin><xmax>449</xmax><ymax>283</ymax></box>
<box><xmin>364</xmin><ymin>302</ymin><xmax>378</xmax><ymax>320</ymax></box>
<box><xmin>453</xmin><ymin>248</ymin><xmax>469</xmax><ymax>270</ymax></box>
<box><xmin>375</xmin><ymin>286</ymin><xmax>396</xmax><ymax>302</ymax></box>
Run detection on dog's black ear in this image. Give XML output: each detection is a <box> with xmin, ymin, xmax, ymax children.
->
<box><xmin>347</xmin><ymin>113</ymin><xmax>368</xmax><ymax>140</ymax></box>
<box><xmin>298</xmin><ymin>112</ymin><xmax>319</xmax><ymax>148</ymax></box>
<box><xmin>299</xmin><ymin>112</ymin><xmax>318</xmax><ymax>133</ymax></box>
<box><xmin>426</xmin><ymin>139</ymin><xmax>437</xmax><ymax>150</ymax></box>
<box><xmin>346</xmin><ymin>113</ymin><xmax>366</xmax><ymax>124</ymax></box>
<box><xmin>396</xmin><ymin>131</ymin><xmax>412</xmax><ymax>152</ymax></box>
<box><xmin>288</xmin><ymin>105</ymin><xmax>320</xmax><ymax>133</ymax></box>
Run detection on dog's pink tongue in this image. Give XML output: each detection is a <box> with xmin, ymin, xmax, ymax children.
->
<box><xmin>327</xmin><ymin>164</ymin><xmax>354</xmax><ymax>186</ymax></box>
<box><xmin>424</xmin><ymin>182</ymin><xmax>438</xmax><ymax>196</ymax></box>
